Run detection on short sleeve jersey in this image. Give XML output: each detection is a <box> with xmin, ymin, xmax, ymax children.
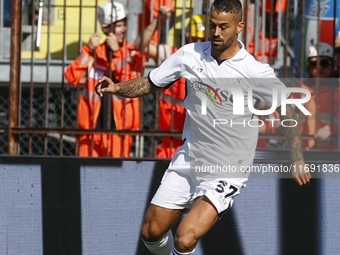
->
<box><xmin>149</xmin><ymin>40</ymin><xmax>287</xmax><ymax>177</ymax></box>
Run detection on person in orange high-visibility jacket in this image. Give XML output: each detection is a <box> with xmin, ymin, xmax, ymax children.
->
<box><xmin>143</xmin><ymin>41</ymin><xmax>186</xmax><ymax>158</ymax></box>
<box><xmin>64</xmin><ymin>1</ymin><xmax>142</xmax><ymax>157</ymax></box>
<box><xmin>248</xmin><ymin>0</ymin><xmax>287</xmax><ymax>65</ymax></box>
<box><xmin>157</xmin><ymin>15</ymin><xmax>208</xmax><ymax>158</ymax></box>
<box><xmin>138</xmin><ymin>0</ymin><xmax>175</xmax><ymax>46</ymax></box>
<box><xmin>299</xmin><ymin>82</ymin><xmax>339</xmax><ymax>150</ymax></box>
<box><xmin>156</xmin><ymin>76</ymin><xmax>187</xmax><ymax>158</ymax></box>
<box><xmin>293</xmin><ymin>43</ymin><xmax>339</xmax><ymax>150</ymax></box>
<box><xmin>134</xmin><ymin>14</ymin><xmax>206</xmax><ymax>158</ymax></box>
<box><xmin>246</xmin><ymin>0</ymin><xmax>286</xmax><ymax>147</ymax></box>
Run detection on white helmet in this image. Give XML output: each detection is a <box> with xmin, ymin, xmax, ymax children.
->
<box><xmin>97</xmin><ymin>1</ymin><xmax>127</xmax><ymax>27</ymax></box>
<box><xmin>308</xmin><ymin>42</ymin><xmax>333</xmax><ymax>58</ymax></box>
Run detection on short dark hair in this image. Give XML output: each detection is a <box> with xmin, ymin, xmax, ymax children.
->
<box><xmin>210</xmin><ymin>0</ymin><xmax>243</xmax><ymax>22</ymax></box>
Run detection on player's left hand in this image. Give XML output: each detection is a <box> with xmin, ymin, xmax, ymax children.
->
<box><xmin>291</xmin><ymin>159</ymin><xmax>311</xmax><ymax>186</ymax></box>
<box><xmin>95</xmin><ymin>76</ymin><xmax>119</xmax><ymax>97</ymax></box>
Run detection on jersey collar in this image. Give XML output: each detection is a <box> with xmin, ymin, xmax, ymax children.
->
<box><xmin>204</xmin><ymin>39</ymin><xmax>247</xmax><ymax>62</ymax></box>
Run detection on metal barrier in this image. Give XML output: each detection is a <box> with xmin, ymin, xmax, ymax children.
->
<box><xmin>1</xmin><ymin>0</ymin><xmax>339</xmax><ymax>157</ymax></box>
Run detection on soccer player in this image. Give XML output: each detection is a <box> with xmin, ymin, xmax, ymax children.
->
<box><xmin>95</xmin><ymin>0</ymin><xmax>311</xmax><ymax>254</ymax></box>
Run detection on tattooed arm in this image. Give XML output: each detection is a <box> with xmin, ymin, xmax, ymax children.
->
<box><xmin>277</xmin><ymin>104</ymin><xmax>311</xmax><ymax>185</ymax></box>
<box><xmin>95</xmin><ymin>76</ymin><xmax>160</xmax><ymax>98</ymax></box>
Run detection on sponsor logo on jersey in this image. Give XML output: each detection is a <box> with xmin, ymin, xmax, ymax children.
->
<box><xmin>193</xmin><ymin>81</ymin><xmax>223</xmax><ymax>106</ymax></box>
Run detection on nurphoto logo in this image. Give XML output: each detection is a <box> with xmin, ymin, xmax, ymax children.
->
<box><xmin>191</xmin><ymin>79</ymin><xmax>312</xmax><ymax>128</ymax></box>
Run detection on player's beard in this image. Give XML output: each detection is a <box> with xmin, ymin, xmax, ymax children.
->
<box><xmin>211</xmin><ymin>33</ymin><xmax>237</xmax><ymax>52</ymax></box>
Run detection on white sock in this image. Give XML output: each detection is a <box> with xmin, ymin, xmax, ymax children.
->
<box><xmin>143</xmin><ymin>230</ymin><xmax>173</xmax><ymax>255</ymax></box>
<box><xmin>170</xmin><ymin>246</ymin><xmax>195</xmax><ymax>255</ymax></box>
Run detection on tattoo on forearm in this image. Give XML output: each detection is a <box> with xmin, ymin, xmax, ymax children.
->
<box><xmin>278</xmin><ymin>105</ymin><xmax>304</xmax><ymax>163</ymax></box>
<box><xmin>116</xmin><ymin>77</ymin><xmax>159</xmax><ymax>98</ymax></box>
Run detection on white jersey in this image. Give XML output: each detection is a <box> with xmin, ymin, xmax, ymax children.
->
<box><xmin>149</xmin><ymin>40</ymin><xmax>287</xmax><ymax>182</ymax></box>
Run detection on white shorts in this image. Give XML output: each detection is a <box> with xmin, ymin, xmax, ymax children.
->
<box><xmin>151</xmin><ymin>145</ymin><xmax>248</xmax><ymax>216</ymax></box>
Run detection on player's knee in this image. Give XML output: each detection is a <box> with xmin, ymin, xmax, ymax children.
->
<box><xmin>141</xmin><ymin>221</ymin><xmax>165</xmax><ymax>242</ymax></box>
<box><xmin>174</xmin><ymin>231</ymin><xmax>199</xmax><ymax>252</ymax></box>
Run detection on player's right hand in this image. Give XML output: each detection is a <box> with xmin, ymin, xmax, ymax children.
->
<box><xmin>88</xmin><ymin>33</ymin><xmax>101</xmax><ymax>50</ymax></box>
<box><xmin>95</xmin><ymin>76</ymin><xmax>119</xmax><ymax>97</ymax></box>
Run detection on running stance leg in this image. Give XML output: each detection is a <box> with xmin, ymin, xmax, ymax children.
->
<box><xmin>142</xmin><ymin>204</ymin><xmax>186</xmax><ymax>255</ymax></box>
<box><xmin>172</xmin><ymin>196</ymin><xmax>219</xmax><ymax>253</ymax></box>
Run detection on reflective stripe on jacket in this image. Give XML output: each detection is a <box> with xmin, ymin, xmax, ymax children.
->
<box><xmin>64</xmin><ymin>42</ymin><xmax>142</xmax><ymax>157</ymax></box>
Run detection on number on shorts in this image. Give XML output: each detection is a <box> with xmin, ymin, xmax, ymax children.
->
<box><xmin>215</xmin><ymin>181</ymin><xmax>238</xmax><ymax>198</ymax></box>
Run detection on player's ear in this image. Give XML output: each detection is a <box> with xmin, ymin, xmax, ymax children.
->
<box><xmin>236</xmin><ymin>21</ymin><xmax>244</xmax><ymax>34</ymax></box>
